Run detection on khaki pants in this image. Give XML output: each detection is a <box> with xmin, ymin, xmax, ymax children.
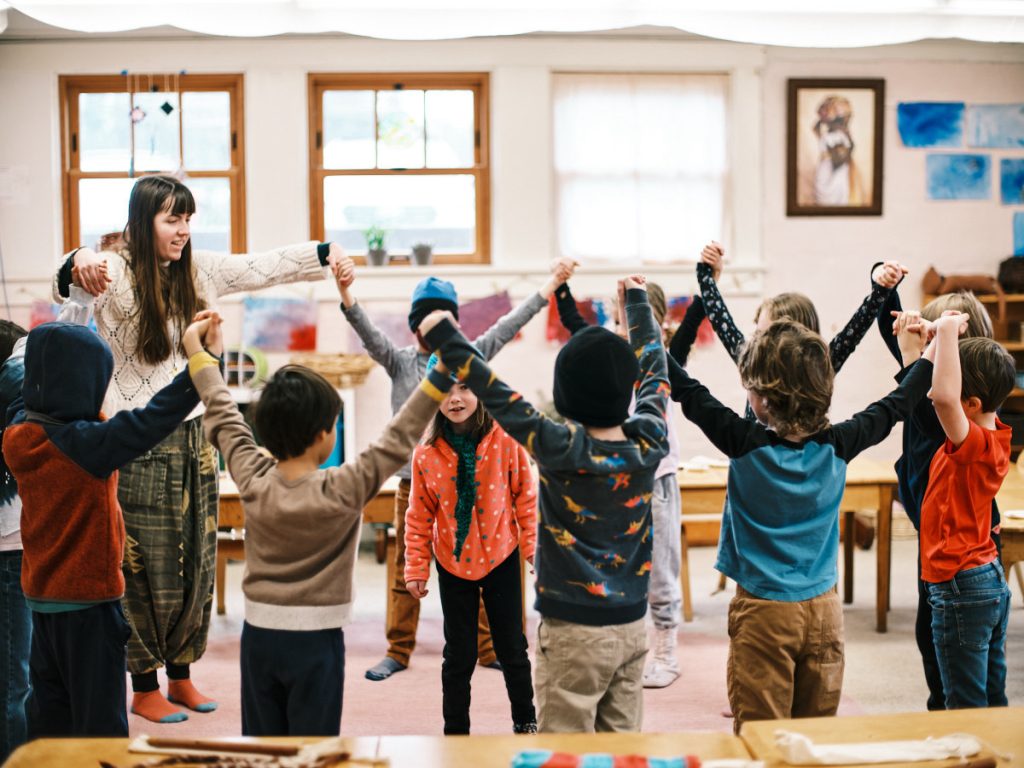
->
<box><xmin>727</xmin><ymin>585</ymin><xmax>844</xmax><ymax>734</ymax></box>
<box><xmin>387</xmin><ymin>479</ymin><xmax>495</xmax><ymax>666</ymax></box>
<box><xmin>535</xmin><ymin>617</ymin><xmax>647</xmax><ymax>733</ymax></box>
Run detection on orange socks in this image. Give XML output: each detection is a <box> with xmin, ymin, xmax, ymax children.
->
<box><xmin>167</xmin><ymin>679</ymin><xmax>218</xmax><ymax>713</ymax></box>
<box><xmin>130</xmin><ymin>691</ymin><xmax>188</xmax><ymax>724</ymax></box>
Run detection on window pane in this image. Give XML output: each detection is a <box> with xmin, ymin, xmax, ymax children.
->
<box><xmin>426</xmin><ymin>90</ymin><xmax>474</xmax><ymax>168</ymax></box>
<box><xmin>377</xmin><ymin>90</ymin><xmax>425</xmax><ymax>169</ymax></box>
<box><xmin>323</xmin><ymin>90</ymin><xmax>375</xmax><ymax>169</ymax></box>
<box><xmin>79</xmin><ymin>93</ymin><xmax>130</xmax><ymax>172</ymax></box>
<box><xmin>186</xmin><ymin>177</ymin><xmax>231</xmax><ymax>252</ymax></box>
<box><xmin>182</xmin><ymin>91</ymin><xmax>230</xmax><ymax>170</ymax></box>
<box><xmin>323</xmin><ymin>174</ymin><xmax>475</xmax><ymax>254</ymax></box>
<box><xmin>132</xmin><ymin>91</ymin><xmax>181</xmax><ymax>172</ymax></box>
<box><xmin>79</xmin><ymin>178</ymin><xmax>134</xmax><ymax>251</ymax></box>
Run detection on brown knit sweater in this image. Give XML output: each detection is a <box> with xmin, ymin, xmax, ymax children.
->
<box><xmin>190</xmin><ymin>353</ymin><xmax>450</xmax><ymax>630</ymax></box>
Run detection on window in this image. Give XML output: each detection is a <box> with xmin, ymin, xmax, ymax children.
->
<box><xmin>553</xmin><ymin>73</ymin><xmax>729</xmax><ymax>263</ymax></box>
<box><xmin>308</xmin><ymin>73</ymin><xmax>490</xmax><ymax>265</ymax></box>
<box><xmin>59</xmin><ymin>73</ymin><xmax>246</xmax><ymax>253</ymax></box>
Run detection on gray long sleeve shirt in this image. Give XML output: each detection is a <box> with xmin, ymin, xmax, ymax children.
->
<box><xmin>341</xmin><ymin>292</ymin><xmax>548</xmax><ymax>479</ymax></box>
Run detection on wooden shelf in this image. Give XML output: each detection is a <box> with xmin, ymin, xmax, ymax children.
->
<box><xmin>999</xmin><ymin>341</ymin><xmax>1024</xmax><ymax>351</ymax></box>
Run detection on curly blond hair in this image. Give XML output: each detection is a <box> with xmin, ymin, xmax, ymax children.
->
<box><xmin>739</xmin><ymin>319</ymin><xmax>834</xmax><ymax>438</ymax></box>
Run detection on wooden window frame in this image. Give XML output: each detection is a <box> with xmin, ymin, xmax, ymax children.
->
<box><xmin>308</xmin><ymin>72</ymin><xmax>490</xmax><ymax>266</ymax></box>
<box><xmin>59</xmin><ymin>73</ymin><xmax>247</xmax><ymax>253</ymax></box>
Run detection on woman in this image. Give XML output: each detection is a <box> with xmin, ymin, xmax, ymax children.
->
<box><xmin>56</xmin><ymin>175</ymin><xmax>342</xmax><ymax>724</ymax></box>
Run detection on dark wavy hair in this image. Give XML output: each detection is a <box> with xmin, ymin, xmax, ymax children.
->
<box><xmin>253</xmin><ymin>365</ymin><xmax>341</xmax><ymax>460</ymax></box>
<box><xmin>124</xmin><ymin>175</ymin><xmax>205</xmax><ymax>364</ymax></box>
<box><xmin>739</xmin><ymin>319</ymin><xmax>834</xmax><ymax>438</ymax></box>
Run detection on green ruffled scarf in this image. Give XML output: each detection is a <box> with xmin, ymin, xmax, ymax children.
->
<box><xmin>443</xmin><ymin>422</ymin><xmax>480</xmax><ymax>559</ymax></box>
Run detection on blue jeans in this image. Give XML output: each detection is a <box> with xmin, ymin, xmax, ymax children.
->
<box><xmin>1</xmin><ymin>550</ymin><xmax>31</xmax><ymax>762</ymax></box>
<box><xmin>927</xmin><ymin>560</ymin><xmax>1010</xmax><ymax>710</ymax></box>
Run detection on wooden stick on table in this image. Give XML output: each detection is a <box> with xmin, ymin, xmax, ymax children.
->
<box><xmin>144</xmin><ymin>738</ymin><xmax>300</xmax><ymax>757</ymax></box>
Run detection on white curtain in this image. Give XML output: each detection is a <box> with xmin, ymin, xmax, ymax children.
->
<box><xmin>553</xmin><ymin>73</ymin><xmax>728</xmax><ymax>264</ymax></box>
<box><xmin>6</xmin><ymin>1</ymin><xmax>1024</xmax><ymax>44</ymax></box>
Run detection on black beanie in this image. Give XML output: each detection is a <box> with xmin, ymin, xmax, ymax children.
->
<box><xmin>553</xmin><ymin>326</ymin><xmax>639</xmax><ymax>427</ymax></box>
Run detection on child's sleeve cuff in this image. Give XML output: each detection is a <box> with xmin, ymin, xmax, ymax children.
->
<box><xmin>420</xmin><ymin>366</ymin><xmax>455</xmax><ymax>402</ymax></box>
<box><xmin>188</xmin><ymin>350</ymin><xmax>221</xmax><ymax>378</ymax></box>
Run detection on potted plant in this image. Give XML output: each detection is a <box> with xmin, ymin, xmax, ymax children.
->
<box><xmin>411</xmin><ymin>242</ymin><xmax>433</xmax><ymax>266</ymax></box>
<box><xmin>364</xmin><ymin>226</ymin><xmax>388</xmax><ymax>266</ymax></box>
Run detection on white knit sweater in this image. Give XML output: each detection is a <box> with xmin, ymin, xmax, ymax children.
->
<box><xmin>53</xmin><ymin>242</ymin><xmax>326</xmax><ymax>416</ymax></box>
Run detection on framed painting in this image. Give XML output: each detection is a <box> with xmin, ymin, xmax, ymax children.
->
<box><xmin>787</xmin><ymin>78</ymin><xmax>885</xmax><ymax>216</ymax></box>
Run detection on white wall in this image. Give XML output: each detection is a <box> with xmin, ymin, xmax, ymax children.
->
<box><xmin>1</xmin><ymin>34</ymin><xmax>1022</xmax><ymax>462</ymax></box>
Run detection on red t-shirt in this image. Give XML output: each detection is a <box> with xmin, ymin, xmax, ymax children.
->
<box><xmin>920</xmin><ymin>418</ymin><xmax>1011</xmax><ymax>583</ymax></box>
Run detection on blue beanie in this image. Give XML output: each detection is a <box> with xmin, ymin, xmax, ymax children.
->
<box><xmin>409</xmin><ymin>277</ymin><xmax>459</xmax><ymax>331</ymax></box>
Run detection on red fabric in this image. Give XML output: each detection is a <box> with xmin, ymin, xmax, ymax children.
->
<box><xmin>545</xmin><ymin>295</ymin><xmax>598</xmax><ymax>344</ymax></box>
<box><xmin>920</xmin><ymin>419</ymin><xmax>1011</xmax><ymax>583</ymax></box>
<box><xmin>4</xmin><ymin>423</ymin><xmax>126</xmax><ymax>602</ymax></box>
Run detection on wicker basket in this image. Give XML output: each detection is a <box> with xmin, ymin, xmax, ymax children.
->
<box><xmin>289</xmin><ymin>353</ymin><xmax>377</xmax><ymax>388</ymax></box>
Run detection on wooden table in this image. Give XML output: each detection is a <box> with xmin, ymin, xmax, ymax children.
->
<box><xmin>994</xmin><ymin>468</ymin><xmax>1024</xmax><ymax>604</ymax></box>
<box><xmin>678</xmin><ymin>457</ymin><xmax>899</xmax><ymax>632</ymax></box>
<box><xmin>5</xmin><ymin>731</ymin><xmax>752</xmax><ymax>767</ymax></box>
<box><xmin>740</xmin><ymin>706</ymin><xmax>1024</xmax><ymax>767</ymax></box>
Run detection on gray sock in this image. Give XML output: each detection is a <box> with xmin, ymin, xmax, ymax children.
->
<box><xmin>364</xmin><ymin>657</ymin><xmax>407</xmax><ymax>681</ymax></box>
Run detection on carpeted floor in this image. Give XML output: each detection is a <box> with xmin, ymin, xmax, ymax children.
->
<box><xmin>126</xmin><ymin>534</ymin><xmax>1023</xmax><ymax>738</ymax></box>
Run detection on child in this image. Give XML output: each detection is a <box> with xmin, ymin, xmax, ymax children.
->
<box><xmin>405</xmin><ymin>356</ymin><xmax>538</xmax><ymax>735</ymax></box>
<box><xmin>338</xmin><ymin>258</ymin><xmax>576</xmax><ymax>681</ymax></box>
<box><xmin>666</xmin><ymin>319</ymin><xmax>932</xmax><ymax>732</ymax></box>
<box><xmin>419</xmin><ymin>275</ymin><xmax>670</xmax><ymax>733</ymax></box>
<box><xmin>917</xmin><ymin>312</ymin><xmax>1014</xmax><ymax>709</ymax></box>
<box><xmin>876</xmin><ymin>284</ymin><xmax>996</xmax><ymax>711</ymax></box>
<box><xmin>553</xmin><ymin>280</ymin><xmax>683</xmax><ymax>688</ymax></box>
<box><xmin>693</xmin><ymin>243</ymin><xmax>904</xmax><ymax>415</ymax></box>
<box><xmin>182</xmin><ymin>295</ymin><xmax>457</xmax><ymax>736</ymax></box>
<box><xmin>1</xmin><ymin>289</ymin><xmax>200</xmax><ymax>738</ymax></box>
<box><xmin>0</xmin><ymin>318</ymin><xmax>29</xmax><ymax>762</ymax></box>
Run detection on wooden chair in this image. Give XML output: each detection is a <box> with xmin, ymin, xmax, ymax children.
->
<box><xmin>678</xmin><ymin>513</ymin><xmax>724</xmax><ymax>622</ymax></box>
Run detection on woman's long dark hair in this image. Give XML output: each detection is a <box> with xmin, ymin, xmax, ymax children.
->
<box><xmin>124</xmin><ymin>175</ymin><xmax>205</xmax><ymax>364</ymax></box>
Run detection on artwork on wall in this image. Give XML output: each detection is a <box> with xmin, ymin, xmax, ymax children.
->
<box><xmin>242</xmin><ymin>296</ymin><xmax>318</xmax><ymax>351</ymax></box>
<box><xmin>896</xmin><ymin>102</ymin><xmax>964</xmax><ymax>148</ymax></box>
<box><xmin>787</xmin><ymin>78</ymin><xmax>885</xmax><ymax>216</ymax></box>
<box><xmin>458</xmin><ymin>291</ymin><xmax>514</xmax><ymax>341</ymax></box>
<box><xmin>967</xmin><ymin>104</ymin><xmax>1024</xmax><ymax>148</ymax></box>
<box><xmin>1015</xmin><ymin>212</ymin><xmax>1024</xmax><ymax>257</ymax></box>
<box><xmin>29</xmin><ymin>301</ymin><xmax>59</xmax><ymax>329</ymax></box>
<box><xmin>926</xmin><ymin>154</ymin><xmax>991</xmax><ymax>200</ymax></box>
<box><xmin>1001</xmin><ymin>158</ymin><xmax>1024</xmax><ymax>205</ymax></box>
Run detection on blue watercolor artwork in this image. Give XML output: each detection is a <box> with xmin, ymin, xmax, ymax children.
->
<box><xmin>1015</xmin><ymin>212</ymin><xmax>1024</xmax><ymax>257</ymax></box>
<box><xmin>897</xmin><ymin>102</ymin><xmax>964</xmax><ymax>148</ymax></box>
<box><xmin>925</xmin><ymin>154</ymin><xmax>991</xmax><ymax>200</ymax></box>
<box><xmin>967</xmin><ymin>104</ymin><xmax>1024</xmax><ymax>148</ymax></box>
<box><xmin>1001</xmin><ymin>158</ymin><xmax>1024</xmax><ymax>205</ymax></box>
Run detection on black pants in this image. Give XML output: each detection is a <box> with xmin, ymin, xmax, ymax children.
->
<box><xmin>240</xmin><ymin>622</ymin><xmax>345</xmax><ymax>736</ymax></box>
<box><xmin>28</xmin><ymin>601</ymin><xmax>131</xmax><ymax>738</ymax></box>
<box><xmin>436</xmin><ymin>550</ymin><xmax>535</xmax><ymax>734</ymax></box>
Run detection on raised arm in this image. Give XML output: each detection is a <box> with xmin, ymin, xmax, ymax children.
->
<box><xmin>828</xmin><ymin>261</ymin><xmax>905</xmax><ymax>373</ymax></box>
<box><xmin>667</xmin><ymin>295</ymin><xmax>706</xmax><ymax>368</ymax></box>
<box><xmin>196</xmin><ymin>241</ymin><xmax>330</xmax><ymax>297</ymax></box>
<box><xmin>553</xmin><ymin>282</ymin><xmax>589</xmax><ymax>336</ymax></box>
<box><xmin>697</xmin><ymin>260</ymin><xmax>746</xmax><ymax>363</ymax></box>
<box><xmin>473</xmin><ymin>257</ymin><xmax>577</xmax><ymax>359</ymax></box>
<box><xmin>622</xmin><ymin>283</ymin><xmax>670</xmax><ymax>449</ymax></box>
<box><xmin>924</xmin><ymin>314</ymin><xmax>971</xmax><ymax>448</ymax></box>
<box><xmin>668</xmin><ymin>361</ymin><xmax>761</xmax><ymax>459</ymax></box>
<box><xmin>337</xmin><ymin>269</ymin><xmax>402</xmax><ymax>376</ymax></box>
<box><xmin>423</xmin><ymin>317</ymin><xmax>578</xmax><ymax>469</ymax></box>
<box><xmin>831</xmin><ymin>357</ymin><xmax>935</xmax><ymax>461</ymax></box>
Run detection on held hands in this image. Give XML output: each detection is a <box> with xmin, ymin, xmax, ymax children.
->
<box><xmin>407</xmin><ymin>580</ymin><xmax>428</xmax><ymax>600</ymax></box>
<box><xmin>331</xmin><ymin>252</ymin><xmax>356</xmax><ymax>289</ymax></box>
<box><xmin>416</xmin><ymin>309</ymin><xmax>458</xmax><ymax>339</ymax></box>
<box><xmin>872</xmin><ymin>261</ymin><xmax>909</xmax><ymax>289</ymax></box>
<box><xmin>72</xmin><ymin>248</ymin><xmax>112</xmax><ymax>297</ymax></box>
<box><xmin>891</xmin><ymin>310</ymin><xmax>926</xmax><ymax>364</ymax></box>
<box><xmin>933</xmin><ymin>311</ymin><xmax>970</xmax><ymax>336</ymax></box>
<box><xmin>551</xmin><ymin>257</ymin><xmax>579</xmax><ymax>285</ymax></box>
<box><xmin>700</xmin><ymin>241</ymin><xmax>725</xmax><ymax>282</ymax></box>
<box><xmin>623</xmin><ymin>274</ymin><xmax>647</xmax><ymax>291</ymax></box>
<box><xmin>183</xmin><ymin>310</ymin><xmax>224</xmax><ymax>359</ymax></box>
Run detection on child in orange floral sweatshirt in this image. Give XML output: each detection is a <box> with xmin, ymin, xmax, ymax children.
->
<box><xmin>405</xmin><ymin>355</ymin><xmax>537</xmax><ymax>735</ymax></box>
